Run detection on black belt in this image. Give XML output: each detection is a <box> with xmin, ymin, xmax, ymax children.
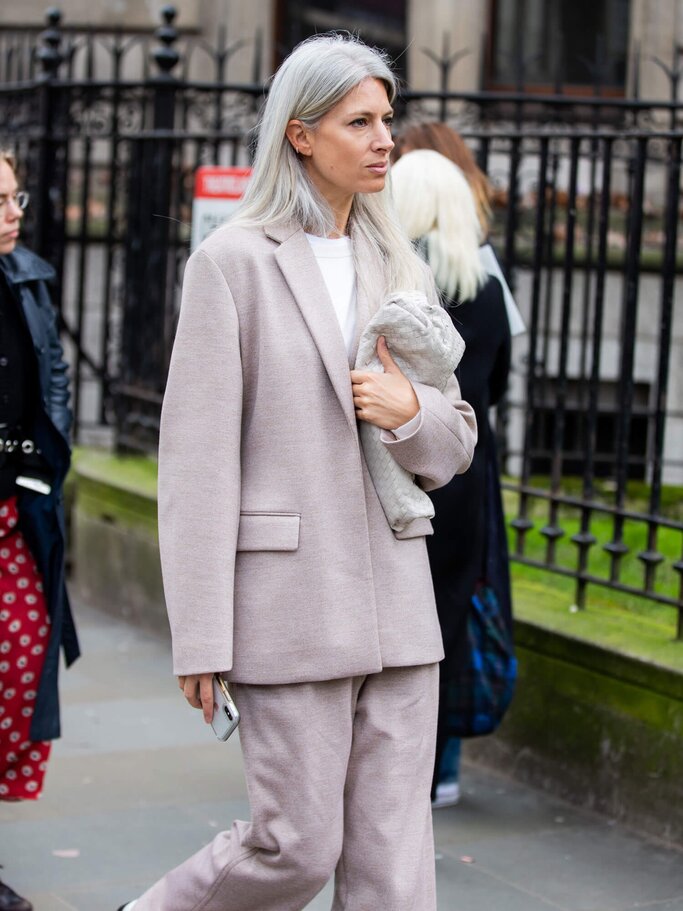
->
<box><xmin>0</xmin><ymin>432</ymin><xmax>51</xmax><ymax>495</ymax></box>
<box><xmin>0</xmin><ymin>438</ymin><xmax>37</xmax><ymax>455</ymax></box>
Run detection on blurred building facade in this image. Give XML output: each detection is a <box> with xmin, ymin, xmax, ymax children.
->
<box><xmin>1</xmin><ymin>0</ymin><xmax>681</xmax><ymax>100</ymax></box>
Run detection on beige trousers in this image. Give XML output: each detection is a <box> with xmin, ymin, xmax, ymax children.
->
<box><xmin>134</xmin><ymin>664</ymin><xmax>439</xmax><ymax>911</ymax></box>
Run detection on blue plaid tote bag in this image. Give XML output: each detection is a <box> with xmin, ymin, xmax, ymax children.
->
<box><xmin>446</xmin><ymin>584</ymin><xmax>517</xmax><ymax>737</ymax></box>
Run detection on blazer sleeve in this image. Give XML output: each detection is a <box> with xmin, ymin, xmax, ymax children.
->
<box><xmin>158</xmin><ymin>249</ymin><xmax>243</xmax><ymax>676</ymax></box>
<box><xmin>380</xmin><ymin>373</ymin><xmax>477</xmax><ymax>491</ymax></box>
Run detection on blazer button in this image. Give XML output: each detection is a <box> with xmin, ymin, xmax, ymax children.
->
<box><xmin>0</xmin><ymin>357</ymin><xmax>7</xmax><ymax>367</ymax></box>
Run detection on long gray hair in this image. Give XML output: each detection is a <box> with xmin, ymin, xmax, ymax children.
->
<box><xmin>232</xmin><ymin>33</ymin><xmax>431</xmax><ymax>296</ymax></box>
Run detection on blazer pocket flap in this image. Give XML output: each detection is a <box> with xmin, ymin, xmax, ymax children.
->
<box><xmin>237</xmin><ymin>513</ymin><xmax>300</xmax><ymax>552</ymax></box>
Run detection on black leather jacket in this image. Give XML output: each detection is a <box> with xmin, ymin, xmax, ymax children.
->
<box><xmin>0</xmin><ymin>246</ymin><xmax>72</xmax><ymax>442</ymax></box>
<box><xmin>0</xmin><ymin>245</ymin><xmax>79</xmax><ymax>741</ymax></box>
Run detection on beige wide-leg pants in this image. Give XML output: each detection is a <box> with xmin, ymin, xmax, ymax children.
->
<box><xmin>134</xmin><ymin>664</ymin><xmax>439</xmax><ymax>911</ymax></box>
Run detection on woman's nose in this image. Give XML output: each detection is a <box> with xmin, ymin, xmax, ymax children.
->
<box><xmin>374</xmin><ymin>123</ymin><xmax>395</xmax><ymax>152</ymax></box>
<box><xmin>5</xmin><ymin>198</ymin><xmax>23</xmax><ymax>219</ymax></box>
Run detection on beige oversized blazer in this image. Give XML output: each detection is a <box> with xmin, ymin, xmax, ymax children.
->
<box><xmin>158</xmin><ymin>219</ymin><xmax>477</xmax><ymax>683</ymax></box>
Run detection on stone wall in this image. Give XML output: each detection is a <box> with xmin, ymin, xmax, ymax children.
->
<box><xmin>0</xmin><ymin>0</ymin><xmax>274</xmax><ymax>82</ymax></box>
<box><xmin>2</xmin><ymin>0</ymin><xmax>681</xmax><ymax>95</ymax></box>
<box><xmin>71</xmin><ymin>450</ymin><xmax>168</xmax><ymax>637</ymax></box>
<box><xmin>466</xmin><ymin>621</ymin><xmax>683</xmax><ymax>846</ymax></box>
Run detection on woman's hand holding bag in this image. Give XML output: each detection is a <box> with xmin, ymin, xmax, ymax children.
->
<box><xmin>350</xmin><ymin>336</ymin><xmax>419</xmax><ymax>430</ymax></box>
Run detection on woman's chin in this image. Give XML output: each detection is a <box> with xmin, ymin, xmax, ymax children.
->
<box><xmin>358</xmin><ymin>178</ymin><xmax>387</xmax><ymax>196</ymax></box>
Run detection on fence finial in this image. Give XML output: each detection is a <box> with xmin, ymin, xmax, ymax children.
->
<box><xmin>152</xmin><ymin>4</ymin><xmax>180</xmax><ymax>77</ymax></box>
<box><xmin>37</xmin><ymin>6</ymin><xmax>64</xmax><ymax>79</ymax></box>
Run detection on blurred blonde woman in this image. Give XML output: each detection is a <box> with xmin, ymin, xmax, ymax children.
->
<box><xmin>392</xmin><ymin>120</ymin><xmax>493</xmax><ymax>234</ymax></box>
<box><xmin>392</xmin><ymin>149</ymin><xmax>513</xmax><ymax>809</ymax></box>
<box><xmin>393</xmin><ymin>120</ymin><xmax>525</xmax><ymax>335</ymax></box>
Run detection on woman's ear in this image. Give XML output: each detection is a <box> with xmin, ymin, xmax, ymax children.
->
<box><xmin>285</xmin><ymin>120</ymin><xmax>311</xmax><ymax>157</ymax></box>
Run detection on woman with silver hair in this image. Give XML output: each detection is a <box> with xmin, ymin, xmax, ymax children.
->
<box><xmin>118</xmin><ymin>34</ymin><xmax>476</xmax><ymax>911</ymax></box>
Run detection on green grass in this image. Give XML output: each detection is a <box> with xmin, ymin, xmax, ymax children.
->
<box><xmin>505</xmin><ymin>482</ymin><xmax>683</xmax><ymax>672</ymax></box>
<box><xmin>71</xmin><ymin>447</ymin><xmax>158</xmax><ymax>499</ymax></box>
<box><xmin>510</xmin><ymin>507</ymin><xmax>681</xmax><ymax>600</ymax></box>
<box><xmin>512</xmin><ymin>567</ymin><xmax>683</xmax><ymax>671</ymax></box>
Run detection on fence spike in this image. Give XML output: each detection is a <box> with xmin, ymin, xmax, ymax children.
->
<box><xmin>152</xmin><ymin>4</ymin><xmax>180</xmax><ymax>78</ymax></box>
<box><xmin>36</xmin><ymin>5</ymin><xmax>64</xmax><ymax>79</ymax></box>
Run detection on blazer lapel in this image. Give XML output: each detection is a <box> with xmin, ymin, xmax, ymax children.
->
<box><xmin>269</xmin><ymin>223</ymin><xmax>357</xmax><ymax>430</ymax></box>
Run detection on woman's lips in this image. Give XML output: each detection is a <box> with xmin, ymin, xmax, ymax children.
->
<box><xmin>367</xmin><ymin>162</ymin><xmax>388</xmax><ymax>175</ymax></box>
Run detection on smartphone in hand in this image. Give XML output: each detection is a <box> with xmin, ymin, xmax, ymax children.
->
<box><xmin>211</xmin><ymin>673</ymin><xmax>240</xmax><ymax>741</ymax></box>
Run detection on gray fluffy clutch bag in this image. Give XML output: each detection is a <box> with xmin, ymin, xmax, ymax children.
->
<box><xmin>355</xmin><ymin>290</ymin><xmax>465</xmax><ymax>534</ymax></box>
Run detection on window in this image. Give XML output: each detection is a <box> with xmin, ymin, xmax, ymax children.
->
<box><xmin>276</xmin><ymin>1</ymin><xmax>407</xmax><ymax>73</ymax></box>
<box><xmin>487</xmin><ymin>0</ymin><xmax>630</xmax><ymax>94</ymax></box>
<box><xmin>529</xmin><ymin>379</ymin><xmax>650</xmax><ymax>480</ymax></box>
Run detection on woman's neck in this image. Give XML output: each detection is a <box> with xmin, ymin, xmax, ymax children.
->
<box><xmin>329</xmin><ymin>203</ymin><xmax>351</xmax><ymax>238</ymax></box>
<box><xmin>313</xmin><ymin>183</ymin><xmax>353</xmax><ymax>237</ymax></box>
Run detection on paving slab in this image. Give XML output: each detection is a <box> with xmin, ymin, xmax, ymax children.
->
<box><xmin>1</xmin><ymin>602</ymin><xmax>681</xmax><ymax>911</ymax></box>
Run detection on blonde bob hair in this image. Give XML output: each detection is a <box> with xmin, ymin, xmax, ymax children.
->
<box><xmin>232</xmin><ymin>33</ymin><xmax>431</xmax><ymax>296</ymax></box>
<box><xmin>391</xmin><ymin>149</ymin><xmax>486</xmax><ymax>303</ymax></box>
<box><xmin>392</xmin><ymin>121</ymin><xmax>493</xmax><ymax>236</ymax></box>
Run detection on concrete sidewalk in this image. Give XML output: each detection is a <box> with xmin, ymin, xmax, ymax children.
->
<box><xmin>1</xmin><ymin>602</ymin><xmax>682</xmax><ymax>911</ymax></box>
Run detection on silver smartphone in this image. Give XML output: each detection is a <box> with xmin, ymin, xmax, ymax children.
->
<box><xmin>211</xmin><ymin>674</ymin><xmax>240</xmax><ymax>741</ymax></box>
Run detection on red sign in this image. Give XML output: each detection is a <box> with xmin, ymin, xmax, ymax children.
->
<box><xmin>194</xmin><ymin>166</ymin><xmax>252</xmax><ymax>199</ymax></box>
<box><xmin>191</xmin><ymin>165</ymin><xmax>253</xmax><ymax>249</ymax></box>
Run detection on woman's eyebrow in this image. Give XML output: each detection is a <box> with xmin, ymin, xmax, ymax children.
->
<box><xmin>347</xmin><ymin>108</ymin><xmax>394</xmax><ymax>118</ymax></box>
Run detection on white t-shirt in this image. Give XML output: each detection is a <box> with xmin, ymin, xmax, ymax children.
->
<box><xmin>305</xmin><ymin>232</ymin><xmax>421</xmax><ymax>440</ymax></box>
<box><xmin>305</xmin><ymin>233</ymin><xmax>357</xmax><ymax>357</ymax></box>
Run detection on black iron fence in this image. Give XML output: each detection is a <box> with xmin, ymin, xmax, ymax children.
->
<box><xmin>1</xmin><ymin>7</ymin><xmax>682</xmax><ymax>638</ymax></box>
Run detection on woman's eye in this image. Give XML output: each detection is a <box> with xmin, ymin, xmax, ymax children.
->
<box><xmin>351</xmin><ymin>118</ymin><xmax>368</xmax><ymax>127</ymax></box>
<box><xmin>384</xmin><ymin>117</ymin><xmax>394</xmax><ymax>128</ymax></box>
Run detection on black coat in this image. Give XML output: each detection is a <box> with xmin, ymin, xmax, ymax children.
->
<box><xmin>427</xmin><ymin>274</ymin><xmax>511</xmax><ymax>678</ymax></box>
<box><xmin>0</xmin><ymin>246</ymin><xmax>80</xmax><ymax>741</ymax></box>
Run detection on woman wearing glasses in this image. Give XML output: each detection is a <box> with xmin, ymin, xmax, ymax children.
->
<box><xmin>0</xmin><ymin>149</ymin><xmax>79</xmax><ymax>911</ymax></box>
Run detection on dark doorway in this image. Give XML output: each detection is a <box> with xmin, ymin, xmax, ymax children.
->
<box><xmin>275</xmin><ymin>0</ymin><xmax>407</xmax><ymax>74</ymax></box>
<box><xmin>487</xmin><ymin>0</ymin><xmax>630</xmax><ymax>93</ymax></box>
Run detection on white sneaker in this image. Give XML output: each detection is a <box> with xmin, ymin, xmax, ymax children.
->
<box><xmin>431</xmin><ymin>781</ymin><xmax>461</xmax><ymax>808</ymax></box>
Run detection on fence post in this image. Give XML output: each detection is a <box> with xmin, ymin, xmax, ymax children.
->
<box><xmin>33</xmin><ymin>7</ymin><xmax>67</xmax><ymax>291</ymax></box>
<box><xmin>118</xmin><ymin>5</ymin><xmax>180</xmax><ymax>450</ymax></box>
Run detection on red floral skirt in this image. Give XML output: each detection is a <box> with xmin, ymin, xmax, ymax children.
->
<box><xmin>0</xmin><ymin>496</ymin><xmax>51</xmax><ymax>800</ymax></box>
